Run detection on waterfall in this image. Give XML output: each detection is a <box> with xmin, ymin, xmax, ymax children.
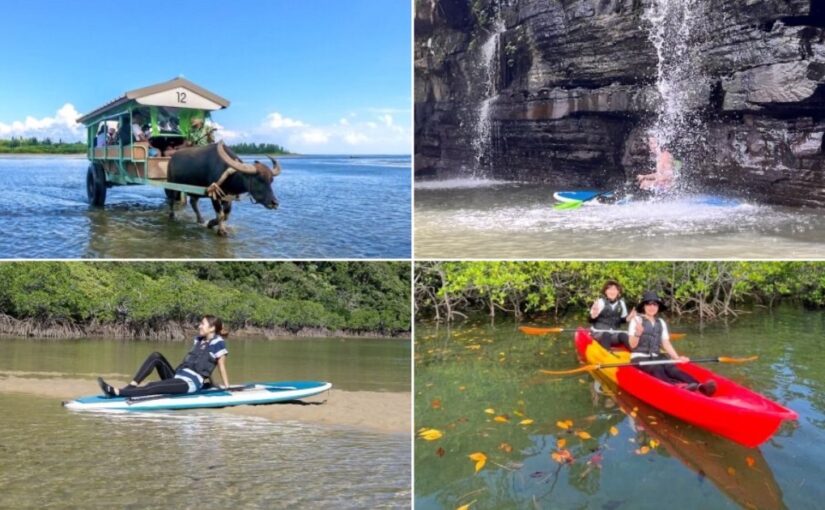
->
<box><xmin>472</xmin><ymin>18</ymin><xmax>506</xmax><ymax>170</ymax></box>
<box><xmin>642</xmin><ymin>0</ymin><xmax>708</xmax><ymax>184</ymax></box>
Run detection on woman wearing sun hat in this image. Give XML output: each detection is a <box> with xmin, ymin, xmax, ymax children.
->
<box><xmin>628</xmin><ymin>290</ymin><xmax>716</xmax><ymax>396</ymax></box>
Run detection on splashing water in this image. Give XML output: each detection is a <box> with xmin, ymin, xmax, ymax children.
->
<box><xmin>643</xmin><ymin>0</ymin><xmax>709</xmax><ymax>187</ymax></box>
<box><xmin>472</xmin><ymin>17</ymin><xmax>506</xmax><ymax>170</ymax></box>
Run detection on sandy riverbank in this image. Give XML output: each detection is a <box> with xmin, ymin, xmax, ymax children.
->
<box><xmin>0</xmin><ymin>373</ymin><xmax>410</xmax><ymax>435</ymax></box>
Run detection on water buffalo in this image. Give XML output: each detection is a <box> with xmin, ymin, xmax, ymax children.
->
<box><xmin>166</xmin><ymin>141</ymin><xmax>281</xmax><ymax>235</ymax></box>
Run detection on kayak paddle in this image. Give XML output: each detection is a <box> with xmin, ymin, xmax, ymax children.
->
<box><xmin>519</xmin><ymin>326</ymin><xmax>565</xmax><ymax>335</ymax></box>
<box><xmin>540</xmin><ymin>355</ymin><xmax>759</xmax><ymax>376</ymax></box>
<box><xmin>519</xmin><ymin>326</ymin><xmax>686</xmax><ymax>340</ymax></box>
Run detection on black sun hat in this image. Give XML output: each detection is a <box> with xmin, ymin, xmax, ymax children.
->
<box><xmin>635</xmin><ymin>290</ymin><xmax>667</xmax><ymax>312</ymax></box>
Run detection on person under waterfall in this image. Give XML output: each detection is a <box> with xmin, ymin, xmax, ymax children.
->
<box><xmin>636</xmin><ymin>136</ymin><xmax>676</xmax><ymax>192</ymax></box>
<box><xmin>97</xmin><ymin>315</ymin><xmax>230</xmax><ymax>398</ymax></box>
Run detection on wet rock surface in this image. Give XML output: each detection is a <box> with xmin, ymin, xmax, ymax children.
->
<box><xmin>415</xmin><ymin>0</ymin><xmax>825</xmax><ymax>205</ymax></box>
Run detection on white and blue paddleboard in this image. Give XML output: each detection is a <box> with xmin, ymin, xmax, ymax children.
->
<box><xmin>616</xmin><ymin>193</ymin><xmax>741</xmax><ymax>207</ymax></box>
<box><xmin>63</xmin><ymin>380</ymin><xmax>332</xmax><ymax>412</ymax></box>
<box><xmin>553</xmin><ymin>190</ymin><xmax>614</xmax><ymax>203</ymax></box>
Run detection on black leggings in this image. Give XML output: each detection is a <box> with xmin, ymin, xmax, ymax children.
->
<box><xmin>594</xmin><ymin>331</ymin><xmax>630</xmax><ymax>350</ymax></box>
<box><xmin>118</xmin><ymin>352</ymin><xmax>190</xmax><ymax>397</ymax></box>
<box><xmin>637</xmin><ymin>361</ymin><xmax>699</xmax><ymax>385</ymax></box>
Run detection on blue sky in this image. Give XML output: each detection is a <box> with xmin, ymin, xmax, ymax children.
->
<box><xmin>0</xmin><ymin>0</ymin><xmax>411</xmax><ymax>154</ymax></box>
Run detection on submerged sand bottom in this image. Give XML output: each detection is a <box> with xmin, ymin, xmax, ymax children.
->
<box><xmin>0</xmin><ymin>373</ymin><xmax>410</xmax><ymax>435</ymax></box>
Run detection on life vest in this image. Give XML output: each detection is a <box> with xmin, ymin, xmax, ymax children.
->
<box><xmin>633</xmin><ymin>317</ymin><xmax>665</xmax><ymax>356</ymax></box>
<box><xmin>177</xmin><ymin>338</ymin><xmax>218</xmax><ymax>378</ymax></box>
<box><xmin>591</xmin><ymin>298</ymin><xmax>626</xmax><ymax>331</ymax></box>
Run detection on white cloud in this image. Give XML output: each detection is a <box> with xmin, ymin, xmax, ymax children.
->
<box><xmin>0</xmin><ymin>103</ymin><xmax>84</xmax><ymax>140</ymax></box>
<box><xmin>265</xmin><ymin>112</ymin><xmax>306</xmax><ymax>129</ymax></box>
<box><xmin>297</xmin><ymin>129</ymin><xmax>330</xmax><ymax>144</ymax></box>
<box><xmin>344</xmin><ymin>131</ymin><xmax>370</xmax><ymax>145</ymax></box>
<box><xmin>251</xmin><ymin>107</ymin><xmax>410</xmax><ymax>154</ymax></box>
<box><xmin>209</xmin><ymin>120</ymin><xmax>243</xmax><ymax>142</ymax></box>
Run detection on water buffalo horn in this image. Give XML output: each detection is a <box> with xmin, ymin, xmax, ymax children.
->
<box><xmin>217</xmin><ymin>141</ymin><xmax>257</xmax><ymax>174</ymax></box>
<box><xmin>267</xmin><ymin>155</ymin><xmax>282</xmax><ymax>176</ymax></box>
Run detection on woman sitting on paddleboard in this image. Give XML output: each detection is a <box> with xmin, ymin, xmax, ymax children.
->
<box><xmin>589</xmin><ymin>280</ymin><xmax>635</xmax><ymax>350</ymax></box>
<box><xmin>628</xmin><ymin>291</ymin><xmax>716</xmax><ymax>396</ymax></box>
<box><xmin>97</xmin><ymin>315</ymin><xmax>229</xmax><ymax>398</ymax></box>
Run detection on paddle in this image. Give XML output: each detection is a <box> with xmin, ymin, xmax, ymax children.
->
<box><xmin>124</xmin><ymin>383</ymin><xmax>252</xmax><ymax>404</ymax></box>
<box><xmin>518</xmin><ymin>326</ymin><xmax>686</xmax><ymax>340</ymax></box>
<box><xmin>553</xmin><ymin>191</ymin><xmax>612</xmax><ymax>210</ymax></box>
<box><xmin>519</xmin><ymin>326</ymin><xmax>565</xmax><ymax>335</ymax></box>
<box><xmin>539</xmin><ymin>355</ymin><xmax>758</xmax><ymax>376</ymax></box>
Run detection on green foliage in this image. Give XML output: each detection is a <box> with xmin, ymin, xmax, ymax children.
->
<box><xmin>415</xmin><ymin>262</ymin><xmax>825</xmax><ymax>322</ymax></box>
<box><xmin>228</xmin><ymin>142</ymin><xmax>291</xmax><ymax>155</ymax></box>
<box><xmin>0</xmin><ymin>262</ymin><xmax>410</xmax><ymax>335</ymax></box>
<box><xmin>0</xmin><ymin>137</ymin><xmax>85</xmax><ymax>154</ymax></box>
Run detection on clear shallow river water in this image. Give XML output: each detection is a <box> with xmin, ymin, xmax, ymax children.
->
<box><xmin>0</xmin><ymin>337</ymin><xmax>410</xmax><ymax>508</ymax></box>
<box><xmin>415</xmin><ymin>307</ymin><xmax>825</xmax><ymax>509</ymax></box>
<box><xmin>414</xmin><ymin>179</ymin><xmax>825</xmax><ymax>258</ymax></box>
<box><xmin>0</xmin><ymin>155</ymin><xmax>410</xmax><ymax>259</ymax></box>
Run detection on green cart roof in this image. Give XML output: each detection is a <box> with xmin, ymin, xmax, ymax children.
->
<box><xmin>77</xmin><ymin>77</ymin><xmax>230</xmax><ymax>125</ymax></box>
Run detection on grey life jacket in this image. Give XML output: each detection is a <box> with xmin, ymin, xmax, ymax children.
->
<box><xmin>634</xmin><ymin>317</ymin><xmax>665</xmax><ymax>356</ymax></box>
<box><xmin>177</xmin><ymin>339</ymin><xmax>217</xmax><ymax>378</ymax></box>
<box><xmin>591</xmin><ymin>298</ymin><xmax>626</xmax><ymax>331</ymax></box>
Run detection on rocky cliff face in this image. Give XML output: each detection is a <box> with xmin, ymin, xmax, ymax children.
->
<box><xmin>415</xmin><ymin>0</ymin><xmax>825</xmax><ymax>206</ymax></box>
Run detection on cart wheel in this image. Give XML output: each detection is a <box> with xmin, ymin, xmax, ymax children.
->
<box><xmin>86</xmin><ymin>163</ymin><xmax>107</xmax><ymax>207</ymax></box>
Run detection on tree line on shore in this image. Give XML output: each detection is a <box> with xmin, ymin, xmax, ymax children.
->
<box><xmin>415</xmin><ymin>261</ymin><xmax>825</xmax><ymax>323</ymax></box>
<box><xmin>0</xmin><ymin>137</ymin><xmax>290</xmax><ymax>155</ymax></box>
<box><xmin>0</xmin><ymin>262</ymin><xmax>410</xmax><ymax>338</ymax></box>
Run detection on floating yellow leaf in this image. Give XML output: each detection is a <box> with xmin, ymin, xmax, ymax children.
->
<box><xmin>746</xmin><ymin>456</ymin><xmax>755</xmax><ymax>468</ymax></box>
<box><xmin>576</xmin><ymin>431</ymin><xmax>592</xmax><ymax>440</ymax></box>
<box><xmin>484</xmin><ymin>408</ymin><xmax>495</xmax><ymax>415</ymax></box>
<box><xmin>727</xmin><ymin>467</ymin><xmax>736</xmax><ymax>476</ymax></box>
<box><xmin>609</xmin><ymin>426</ymin><xmax>619</xmax><ymax>436</ymax></box>
<box><xmin>520</xmin><ymin>419</ymin><xmax>534</xmax><ymax>426</ymax></box>
<box><xmin>466</xmin><ymin>344</ymin><xmax>481</xmax><ymax>350</ymax></box>
<box><xmin>468</xmin><ymin>452</ymin><xmax>487</xmax><ymax>473</ymax></box>
<box><xmin>499</xmin><ymin>442</ymin><xmax>513</xmax><ymax>453</ymax></box>
<box><xmin>513</xmin><ymin>410</ymin><xmax>525</xmax><ymax>417</ymax></box>
<box><xmin>649</xmin><ymin>439</ymin><xmax>660</xmax><ymax>449</ymax></box>
<box><xmin>418</xmin><ymin>428</ymin><xmax>443</xmax><ymax>441</ymax></box>
<box><xmin>456</xmin><ymin>505</ymin><xmax>470</xmax><ymax>510</ymax></box>
<box><xmin>556</xmin><ymin>419</ymin><xmax>573</xmax><ymax>430</ymax></box>
<box><xmin>557</xmin><ymin>438</ymin><xmax>567</xmax><ymax>448</ymax></box>
<box><xmin>494</xmin><ymin>415</ymin><xmax>509</xmax><ymax>423</ymax></box>
<box><xmin>635</xmin><ymin>446</ymin><xmax>650</xmax><ymax>455</ymax></box>
<box><xmin>458</xmin><ymin>386</ymin><xmax>466</xmax><ymax>391</ymax></box>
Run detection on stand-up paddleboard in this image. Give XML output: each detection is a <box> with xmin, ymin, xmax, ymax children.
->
<box><xmin>555</xmin><ymin>191</ymin><xmax>740</xmax><ymax>208</ymax></box>
<box><xmin>616</xmin><ymin>194</ymin><xmax>741</xmax><ymax>207</ymax></box>
<box><xmin>553</xmin><ymin>190</ymin><xmax>614</xmax><ymax>203</ymax></box>
<box><xmin>63</xmin><ymin>380</ymin><xmax>332</xmax><ymax>411</ymax></box>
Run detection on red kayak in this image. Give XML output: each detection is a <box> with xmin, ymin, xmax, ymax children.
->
<box><xmin>574</xmin><ymin>328</ymin><xmax>797</xmax><ymax>447</ymax></box>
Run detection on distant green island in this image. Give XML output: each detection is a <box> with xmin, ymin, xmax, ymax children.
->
<box><xmin>0</xmin><ymin>137</ymin><xmax>85</xmax><ymax>154</ymax></box>
<box><xmin>0</xmin><ymin>137</ymin><xmax>292</xmax><ymax>155</ymax></box>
